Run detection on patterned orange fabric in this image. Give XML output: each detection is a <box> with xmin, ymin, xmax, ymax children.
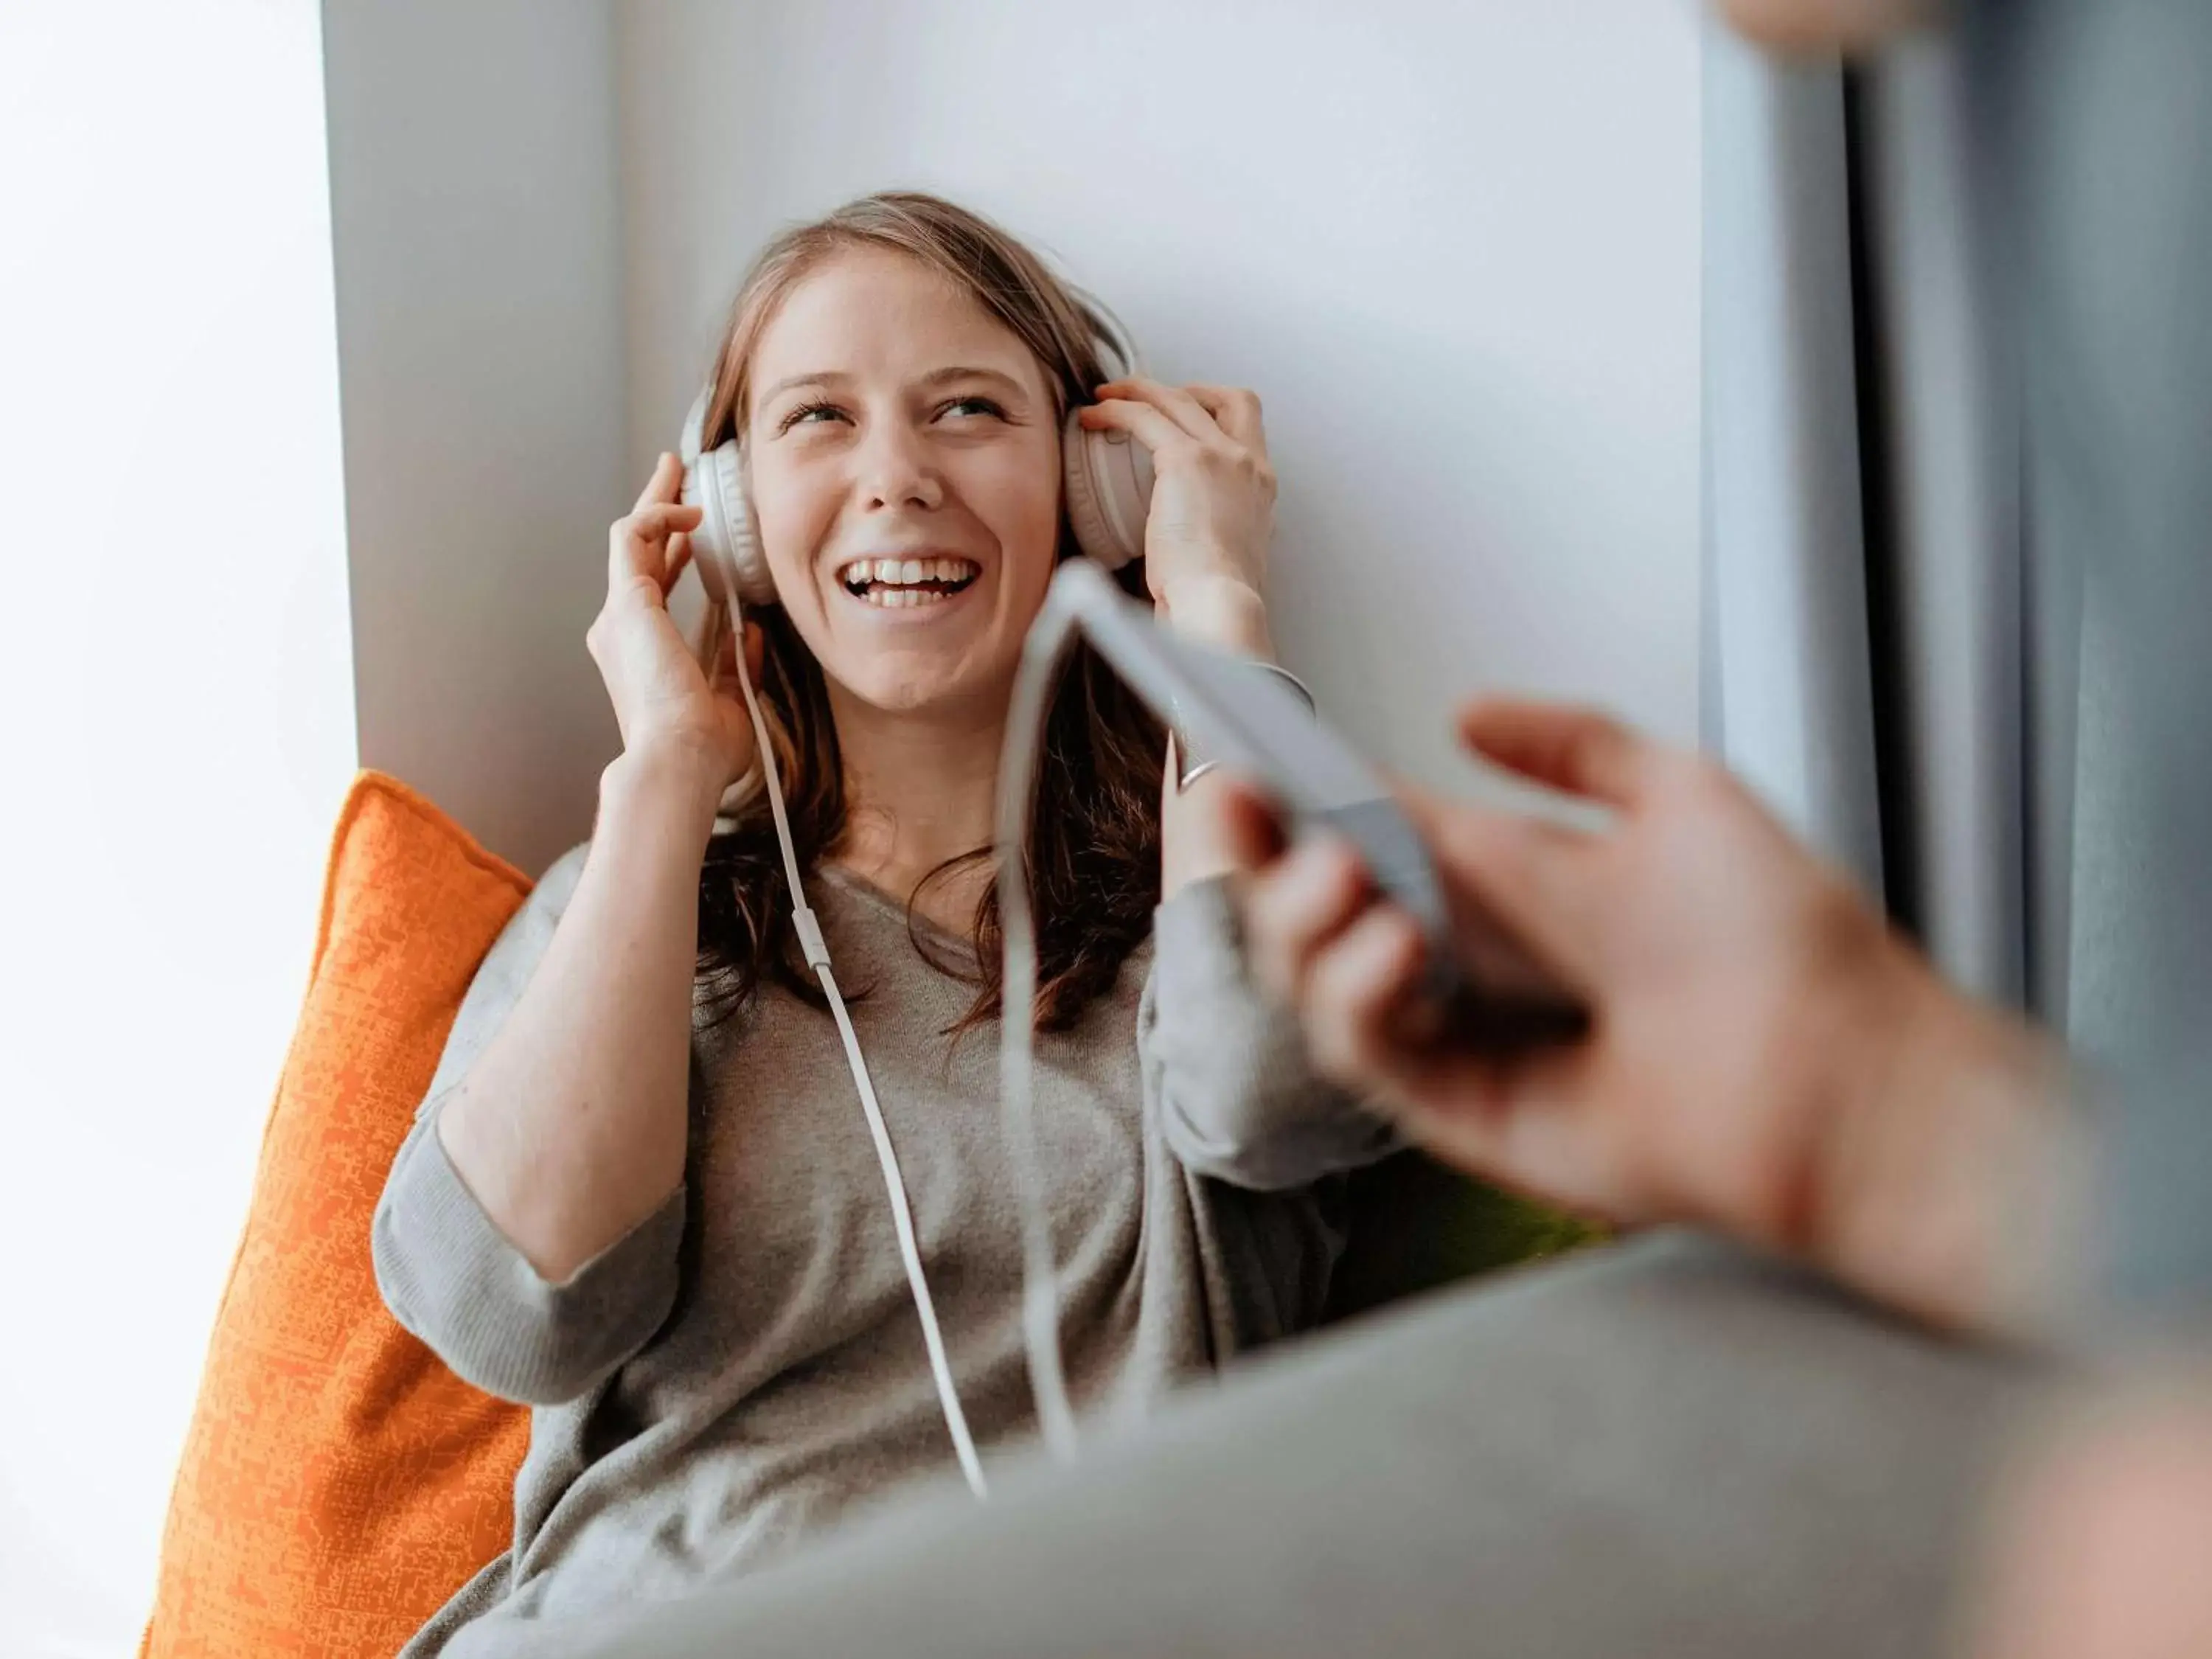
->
<box><xmin>140</xmin><ymin>773</ymin><xmax>535</xmax><ymax>1659</ymax></box>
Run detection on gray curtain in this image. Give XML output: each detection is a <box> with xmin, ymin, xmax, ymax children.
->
<box><xmin>1702</xmin><ymin>21</ymin><xmax>2061</xmax><ymax>1020</ymax></box>
<box><xmin>1703</xmin><ymin>2</ymin><xmax>2212</xmax><ymax>1320</ymax></box>
<box><xmin>1988</xmin><ymin>0</ymin><xmax>2212</xmax><ymax>1318</ymax></box>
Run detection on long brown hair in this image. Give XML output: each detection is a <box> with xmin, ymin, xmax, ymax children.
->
<box><xmin>692</xmin><ymin>191</ymin><xmax>1166</xmax><ymax>1034</ymax></box>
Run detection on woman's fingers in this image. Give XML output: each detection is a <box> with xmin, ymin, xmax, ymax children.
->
<box><xmin>613</xmin><ymin>453</ymin><xmax>696</xmax><ymax>596</ymax></box>
<box><xmin>608</xmin><ymin>501</ymin><xmax>704</xmax><ymax>588</ymax></box>
<box><xmin>634</xmin><ymin>450</ymin><xmax>683</xmax><ymax>512</ymax></box>
<box><xmin>1092</xmin><ymin>376</ymin><xmax>1226</xmax><ymax>445</ymax></box>
<box><xmin>711</xmin><ymin>616</ymin><xmax>766</xmax><ymax>685</ymax></box>
<box><xmin>1077</xmin><ymin>395</ymin><xmax>1197</xmax><ymax>459</ymax></box>
<box><xmin>627</xmin><ymin>501</ymin><xmax>703</xmax><ymax>540</ymax></box>
<box><xmin>1456</xmin><ymin>697</ymin><xmax>1655</xmax><ymax>810</ymax></box>
<box><xmin>1181</xmin><ymin>383</ymin><xmax>1267</xmax><ymax>453</ymax></box>
<box><xmin>703</xmin><ymin>619</ymin><xmax>768</xmax><ymax>745</ymax></box>
<box><xmin>709</xmin><ymin>611</ymin><xmax>740</xmax><ymax>685</ymax></box>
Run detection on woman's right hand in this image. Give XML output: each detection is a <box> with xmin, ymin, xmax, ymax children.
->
<box><xmin>585</xmin><ymin>452</ymin><xmax>759</xmax><ymax>791</ymax></box>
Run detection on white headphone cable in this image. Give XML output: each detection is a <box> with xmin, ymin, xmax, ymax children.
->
<box><xmin>720</xmin><ymin>601</ymin><xmax>989</xmax><ymax>1500</ymax></box>
<box><xmin>993</xmin><ymin>597</ymin><xmax>1085</xmax><ymax>1463</ymax></box>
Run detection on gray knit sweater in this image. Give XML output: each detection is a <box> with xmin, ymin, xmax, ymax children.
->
<box><xmin>372</xmin><ymin>848</ymin><xmax>1392</xmax><ymax>1658</ymax></box>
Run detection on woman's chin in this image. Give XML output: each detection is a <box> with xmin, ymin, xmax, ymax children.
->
<box><xmin>831</xmin><ymin>653</ymin><xmax>1015</xmax><ymax>720</ymax></box>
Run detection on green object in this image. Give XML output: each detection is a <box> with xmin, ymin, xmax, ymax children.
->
<box><xmin>1324</xmin><ymin>1151</ymin><xmax>1604</xmax><ymax>1322</ymax></box>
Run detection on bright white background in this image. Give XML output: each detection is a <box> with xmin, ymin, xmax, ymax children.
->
<box><xmin>0</xmin><ymin>1</ymin><xmax>1698</xmax><ymax>1653</ymax></box>
<box><xmin>0</xmin><ymin>5</ymin><xmax>356</xmax><ymax>1657</ymax></box>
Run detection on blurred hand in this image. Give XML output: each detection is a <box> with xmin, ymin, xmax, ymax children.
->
<box><xmin>1717</xmin><ymin>0</ymin><xmax>1939</xmax><ymax>53</ymax></box>
<box><xmin>586</xmin><ymin>453</ymin><xmax>761</xmax><ymax>791</ymax></box>
<box><xmin>1223</xmin><ymin>698</ymin><xmax>2068</xmax><ymax>1328</ymax></box>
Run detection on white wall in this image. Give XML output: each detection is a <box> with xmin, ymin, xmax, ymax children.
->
<box><xmin>322</xmin><ymin>0</ymin><xmax>630</xmax><ymax>876</ymax></box>
<box><xmin>617</xmin><ymin>0</ymin><xmax>1704</xmax><ymax>784</ymax></box>
<box><xmin>0</xmin><ymin>6</ymin><xmax>357</xmax><ymax>1656</ymax></box>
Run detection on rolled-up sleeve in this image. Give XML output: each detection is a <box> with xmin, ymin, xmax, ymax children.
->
<box><xmin>370</xmin><ymin>844</ymin><xmax>686</xmax><ymax>1406</ymax></box>
<box><xmin>1140</xmin><ymin>874</ymin><xmax>1399</xmax><ymax>1191</ymax></box>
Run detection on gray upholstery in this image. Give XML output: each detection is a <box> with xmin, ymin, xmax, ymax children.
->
<box><xmin>552</xmin><ymin>1233</ymin><xmax>2053</xmax><ymax>1659</ymax></box>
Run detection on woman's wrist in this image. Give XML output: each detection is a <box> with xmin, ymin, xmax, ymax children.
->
<box><xmin>1157</xmin><ymin>572</ymin><xmax>1273</xmax><ymax>658</ymax></box>
<box><xmin>599</xmin><ymin>740</ymin><xmax>730</xmax><ymax>849</ymax></box>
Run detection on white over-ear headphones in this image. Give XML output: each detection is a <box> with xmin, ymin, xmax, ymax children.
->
<box><xmin>678</xmin><ymin>383</ymin><xmax>1154</xmax><ymax>610</ymax></box>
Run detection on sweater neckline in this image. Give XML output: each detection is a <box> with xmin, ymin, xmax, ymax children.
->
<box><xmin>813</xmin><ymin>862</ymin><xmax>978</xmax><ymax>958</ymax></box>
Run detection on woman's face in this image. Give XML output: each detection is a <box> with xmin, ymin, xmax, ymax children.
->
<box><xmin>742</xmin><ymin>247</ymin><xmax>1065</xmax><ymax>719</ymax></box>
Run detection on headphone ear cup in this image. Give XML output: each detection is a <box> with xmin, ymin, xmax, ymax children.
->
<box><xmin>1062</xmin><ymin>408</ymin><xmax>1152</xmax><ymax>569</ymax></box>
<box><xmin>695</xmin><ymin>441</ymin><xmax>776</xmax><ymax>605</ymax></box>
<box><xmin>681</xmin><ymin>383</ymin><xmax>777</xmax><ymax>608</ymax></box>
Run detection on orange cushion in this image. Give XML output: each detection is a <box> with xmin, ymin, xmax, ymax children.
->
<box><xmin>140</xmin><ymin>773</ymin><xmax>535</xmax><ymax>1659</ymax></box>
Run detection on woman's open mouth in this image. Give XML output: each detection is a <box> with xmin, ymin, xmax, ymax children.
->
<box><xmin>837</xmin><ymin>554</ymin><xmax>982</xmax><ymax>610</ymax></box>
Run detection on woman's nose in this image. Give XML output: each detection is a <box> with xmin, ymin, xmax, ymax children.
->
<box><xmin>856</xmin><ymin>425</ymin><xmax>945</xmax><ymax>513</ymax></box>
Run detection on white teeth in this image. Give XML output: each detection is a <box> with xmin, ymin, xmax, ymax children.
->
<box><xmin>841</xmin><ymin>554</ymin><xmax>980</xmax><ymax>602</ymax></box>
<box><xmin>857</xmin><ymin>585</ymin><xmax>961</xmax><ymax>608</ymax></box>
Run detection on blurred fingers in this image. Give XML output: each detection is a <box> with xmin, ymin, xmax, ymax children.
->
<box><xmin>1215</xmin><ymin>779</ymin><xmax>1289</xmax><ymax>874</ymax></box>
<box><xmin>1299</xmin><ymin>902</ymin><xmax>1432</xmax><ymax>1086</ymax></box>
<box><xmin>1457</xmin><ymin>698</ymin><xmax>1656</xmax><ymax>809</ymax></box>
<box><xmin>1394</xmin><ymin>783</ymin><xmax>1606</xmax><ymax>987</ymax></box>
<box><xmin>1239</xmin><ymin>835</ymin><xmax>1373</xmax><ymax>1009</ymax></box>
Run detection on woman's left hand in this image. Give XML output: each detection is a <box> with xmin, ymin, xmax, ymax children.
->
<box><xmin>1079</xmin><ymin>378</ymin><xmax>1276</xmax><ymax>627</ymax></box>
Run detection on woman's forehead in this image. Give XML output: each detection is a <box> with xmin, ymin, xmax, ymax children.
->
<box><xmin>751</xmin><ymin>247</ymin><xmax>1043</xmax><ymax>390</ymax></box>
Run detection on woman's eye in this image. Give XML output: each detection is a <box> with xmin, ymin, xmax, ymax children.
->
<box><xmin>778</xmin><ymin>400</ymin><xmax>846</xmax><ymax>433</ymax></box>
<box><xmin>938</xmin><ymin>396</ymin><xmax>1005</xmax><ymax>421</ymax></box>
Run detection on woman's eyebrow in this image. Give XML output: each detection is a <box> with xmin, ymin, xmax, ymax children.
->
<box><xmin>757</xmin><ymin>366</ymin><xmax>1028</xmax><ymax>400</ymax></box>
<box><xmin>758</xmin><ymin>371</ymin><xmax>844</xmax><ymax>402</ymax></box>
<box><xmin>916</xmin><ymin>366</ymin><xmax>1028</xmax><ymax>396</ymax></box>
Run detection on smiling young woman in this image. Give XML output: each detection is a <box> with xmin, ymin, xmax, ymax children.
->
<box><xmin>689</xmin><ymin>215</ymin><xmax>1164</xmax><ymax>1021</ymax></box>
<box><xmin>365</xmin><ymin>191</ymin><xmax>1395</xmax><ymax>1659</ymax></box>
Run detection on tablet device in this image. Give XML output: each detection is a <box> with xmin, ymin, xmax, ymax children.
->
<box><xmin>1045</xmin><ymin>561</ymin><xmax>1585</xmax><ymax>1046</ymax></box>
